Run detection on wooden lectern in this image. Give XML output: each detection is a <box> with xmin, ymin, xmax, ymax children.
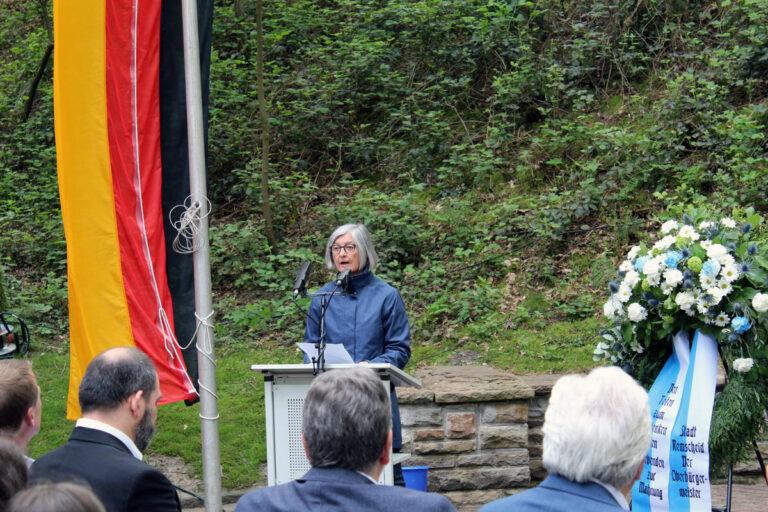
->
<box><xmin>251</xmin><ymin>363</ymin><xmax>421</xmax><ymax>486</ymax></box>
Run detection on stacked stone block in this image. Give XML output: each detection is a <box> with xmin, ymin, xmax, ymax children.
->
<box><xmin>397</xmin><ymin>366</ymin><xmax>535</xmax><ymax>510</ymax></box>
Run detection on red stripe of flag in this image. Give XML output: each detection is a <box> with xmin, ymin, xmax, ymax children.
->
<box><xmin>105</xmin><ymin>0</ymin><xmax>197</xmax><ymax>403</ymax></box>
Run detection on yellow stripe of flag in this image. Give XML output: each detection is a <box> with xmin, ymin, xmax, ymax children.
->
<box><xmin>54</xmin><ymin>0</ymin><xmax>136</xmax><ymax>419</ymax></box>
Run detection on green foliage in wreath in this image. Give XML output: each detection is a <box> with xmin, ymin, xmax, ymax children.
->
<box><xmin>594</xmin><ymin>207</ymin><xmax>768</xmax><ymax>472</ymax></box>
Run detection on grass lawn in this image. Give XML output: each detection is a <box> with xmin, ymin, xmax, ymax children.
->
<box><xmin>26</xmin><ymin>316</ymin><xmax>602</xmax><ymax>489</ymax></box>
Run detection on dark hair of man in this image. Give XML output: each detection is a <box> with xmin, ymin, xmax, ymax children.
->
<box><xmin>8</xmin><ymin>482</ymin><xmax>106</xmax><ymax>512</ymax></box>
<box><xmin>302</xmin><ymin>367</ymin><xmax>391</xmax><ymax>472</ymax></box>
<box><xmin>0</xmin><ymin>439</ymin><xmax>28</xmax><ymax>510</ymax></box>
<box><xmin>0</xmin><ymin>360</ymin><xmax>38</xmax><ymax>434</ymax></box>
<box><xmin>78</xmin><ymin>348</ymin><xmax>157</xmax><ymax>413</ymax></box>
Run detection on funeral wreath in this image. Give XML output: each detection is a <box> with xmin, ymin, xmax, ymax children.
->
<box><xmin>594</xmin><ymin>207</ymin><xmax>768</xmax><ymax>472</ymax></box>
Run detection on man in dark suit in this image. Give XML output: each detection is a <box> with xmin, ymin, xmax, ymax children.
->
<box><xmin>31</xmin><ymin>347</ymin><xmax>180</xmax><ymax>512</ymax></box>
<box><xmin>235</xmin><ymin>366</ymin><xmax>456</xmax><ymax>512</ymax></box>
<box><xmin>480</xmin><ymin>367</ymin><xmax>650</xmax><ymax>512</ymax></box>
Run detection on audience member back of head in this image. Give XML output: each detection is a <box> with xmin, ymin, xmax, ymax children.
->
<box><xmin>0</xmin><ymin>439</ymin><xmax>28</xmax><ymax>512</ymax></box>
<box><xmin>480</xmin><ymin>366</ymin><xmax>650</xmax><ymax>512</ymax></box>
<box><xmin>30</xmin><ymin>347</ymin><xmax>181</xmax><ymax>512</ymax></box>
<box><xmin>0</xmin><ymin>359</ymin><xmax>42</xmax><ymax>464</ymax></box>
<box><xmin>8</xmin><ymin>482</ymin><xmax>106</xmax><ymax>512</ymax></box>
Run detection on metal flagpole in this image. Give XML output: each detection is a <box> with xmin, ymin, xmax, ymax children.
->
<box><xmin>180</xmin><ymin>1</ymin><xmax>222</xmax><ymax>511</ymax></box>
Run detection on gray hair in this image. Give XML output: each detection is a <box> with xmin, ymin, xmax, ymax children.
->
<box><xmin>303</xmin><ymin>367</ymin><xmax>391</xmax><ymax>472</ymax></box>
<box><xmin>324</xmin><ymin>224</ymin><xmax>379</xmax><ymax>271</ymax></box>
<box><xmin>9</xmin><ymin>482</ymin><xmax>106</xmax><ymax>512</ymax></box>
<box><xmin>79</xmin><ymin>347</ymin><xmax>158</xmax><ymax>414</ymax></box>
<box><xmin>542</xmin><ymin>366</ymin><xmax>650</xmax><ymax>490</ymax></box>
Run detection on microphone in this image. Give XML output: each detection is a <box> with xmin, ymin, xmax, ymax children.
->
<box><xmin>335</xmin><ymin>269</ymin><xmax>351</xmax><ymax>292</ymax></box>
<box><xmin>293</xmin><ymin>262</ymin><xmax>312</xmax><ymax>297</ymax></box>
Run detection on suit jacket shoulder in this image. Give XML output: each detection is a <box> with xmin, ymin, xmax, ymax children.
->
<box><xmin>479</xmin><ymin>475</ymin><xmax>623</xmax><ymax>512</ymax></box>
<box><xmin>31</xmin><ymin>427</ymin><xmax>180</xmax><ymax>512</ymax></box>
<box><xmin>236</xmin><ymin>467</ymin><xmax>456</xmax><ymax>512</ymax></box>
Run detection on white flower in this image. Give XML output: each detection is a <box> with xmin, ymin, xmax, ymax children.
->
<box><xmin>623</xmin><ymin>270</ymin><xmax>640</xmax><ymax>288</ymax></box>
<box><xmin>752</xmin><ymin>293</ymin><xmax>768</xmax><ymax>313</ymax></box>
<box><xmin>715</xmin><ymin>312</ymin><xmax>730</xmax><ymax>327</ymax></box>
<box><xmin>699</xmin><ymin>221</ymin><xmax>714</xmax><ymax>230</ymax></box>
<box><xmin>732</xmin><ymin>358</ymin><xmax>754</xmax><ymax>373</ymax></box>
<box><xmin>647</xmin><ymin>272</ymin><xmax>662</xmax><ymax>286</ymax></box>
<box><xmin>719</xmin><ymin>254</ymin><xmax>736</xmax><ymax>267</ymax></box>
<box><xmin>716</xmin><ymin>279</ymin><xmax>733</xmax><ymax>296</ymax></box>
<box><xmin>643</xmin><ymin>257</ymin><xmax>662</xmax><ymax>276</ymax></box>
<box><xmin>627</xmin><ymin>303</ymin><xmax>648</xmax><ymax>322</ymax></box>
<box><xmin>626</xmin><ymin>246</ymin><xmax>641</xmax><ymax>261</ymax></box>
<box><xmin>678</xmin><ymin>225</ymin><xmax>700</xmax><ymax>241</ymax></box>
<box><xmin>707</xmin><ymin>244</ymin><xmax>729</xmax><ymax>260</ymax></box>
<box><xmin>664</xmin><ymin>269</ymin><xmax>684</xmax><ymax>287</ymax></box>
<box><xmin>705</xmin><ymin>287</ymin><xmax>725</xmax><ymax>305</ymax></box>
<box><xmin>619</xmin><ymin>260</ymin><xmax>633</xmax><ymax>272</ymax></box>
<box><xmin>721</xmin><ymin>217</ymin><xmax>737</xmax><ymax>229</ymax></box>
<box><xmin>661</xmin><ymin>282</ymin><xmax>675</xmax><ymax>295</ymax></box>
<box><xmin>699</xmin><ymin>274</ymin><xmax>717</xmax><ymax>289</ymax></box>
<box><xmin>653</xmin><ymin>235</ymin><xmax>677</xmax><ymax>251</ymax></box>
<box><xmin>661</xmin><ymin>220</ymin><xmax>679</xmax><ymax>234</ymax></box>
<box><xmin>675</xmin><ymin>291</ymin><xmax>695</xmax><ymax>309</ymax></box>
<box><xmin>603</xmin><ymin>299</ymin><xmax>623</xmax><ymax>320</ymax></box>
<box><xmin>630</xmin><ymin>341</ymin><xmax>644</xmax><ymax>354</ymax></box>
<box><xmin>700</xmin><ymin>240</ymin><xmax>712</xmax><ymax>249</ymax></box>
<box><xmin>697</xmin><ymin>301</ymin><xmax>709</xmax><ymax>314</ymax></box>
<box><xmin>616</xmin><ymin>284</ymin><xmax>633</xmax><ymax>303</ymax></box>
<box><xmin>721</xmin><ymin>265</ymin><xmax>739</xmax><ymax>282</ymax></box>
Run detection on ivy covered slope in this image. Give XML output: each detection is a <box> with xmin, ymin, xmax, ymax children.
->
<box><xmin>2</xmin><ymin>0</ymin><xmax>768</xmax><ymax>484</ymax></box>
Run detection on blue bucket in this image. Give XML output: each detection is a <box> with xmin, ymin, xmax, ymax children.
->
<box><xmin>402</xmin><ymin>465</ymin><xmax>430</xmax><ymax>491</ymax></box>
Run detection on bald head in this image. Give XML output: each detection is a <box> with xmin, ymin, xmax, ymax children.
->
<box><xmin>79</xmin><ymin>348</ymin><xmax>157</xmax><ymax>414</ymax></box>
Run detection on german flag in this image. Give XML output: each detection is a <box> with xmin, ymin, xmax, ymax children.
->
<box><xmin>54</xmin><ymin>0</ymin><xmax>213</xmax><ymax>418</ymax></box>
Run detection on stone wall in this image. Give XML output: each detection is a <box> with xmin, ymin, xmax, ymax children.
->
<box><xmin>398</xmin><ymin>366</ymin><xmax>540</xmax><ymax>510</ymax></box>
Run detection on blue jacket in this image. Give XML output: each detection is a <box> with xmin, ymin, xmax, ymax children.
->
<box><xmin>479</xmin><ymin>474</ymin><xmax>626</xmax><ymax>512</ymax></box>
<box><xmin>304</xmin><ymin>269</ymin><xmax>411</xmax><ymax>448</ymax></box>
<box><xmin>235</xmin><ymin>467</ymin><xmax>456</xmax><ymax>512</ymax></box>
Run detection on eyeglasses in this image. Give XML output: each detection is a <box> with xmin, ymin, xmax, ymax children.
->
<box><xmin>331</xmin><ymin>244</ymin><xmax>357</xmax><ymax>254</ymax></box>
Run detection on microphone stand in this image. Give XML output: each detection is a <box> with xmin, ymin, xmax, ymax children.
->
<box><xmin>310</xmin><ymin>288</ymin><xmax>342</xmax><ymax>375</ymax></box>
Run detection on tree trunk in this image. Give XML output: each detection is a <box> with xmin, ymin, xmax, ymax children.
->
<box><xmin>256</xmin><ymin>0</ymin><xmax>276</xmax><ymax>250</ymax></box>
<box><xmin>0</xmin><ymin>263</ymin><xmax>10</xmax><ymax>312</ymax></box>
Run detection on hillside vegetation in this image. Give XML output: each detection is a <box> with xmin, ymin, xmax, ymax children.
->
<box><xmin>1</xmin><ymin>0</ymin><xmax>767</xmax><ymax>486</ymax></box>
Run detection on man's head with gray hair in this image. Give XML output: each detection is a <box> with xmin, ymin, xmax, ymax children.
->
<box><xmin>324</xmin><ymin>224</ymin><xmax>379</xmax><ymax>272</ymax></box>
<box><xmin>542</xmin><ymin>366</ymin><xmax>650</xmax><ymax>492</ymax></box>
<box><xmin>303</xmin><ymin>367</ymin><xmax>391</xmax><ymax>473</ymax></box>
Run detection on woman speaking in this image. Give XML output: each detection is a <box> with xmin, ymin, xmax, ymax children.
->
<box><xmin>304</xmin><ymin>223</ymin><xmax>411</xmax><ymax>484</ymax></box>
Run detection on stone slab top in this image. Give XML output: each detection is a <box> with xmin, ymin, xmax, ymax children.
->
<box><xmin>399</xmin><ymin>366</ymin><xmax>535</xmax><ymax>404</ymax></box>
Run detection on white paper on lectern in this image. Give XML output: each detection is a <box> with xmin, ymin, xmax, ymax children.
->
<box><xmin>297</xmin><ymin>343</ymin><xmax>354</xmax><ymax>364</ymax></box>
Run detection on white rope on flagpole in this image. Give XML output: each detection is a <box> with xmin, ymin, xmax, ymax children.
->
<box><xmin>180</xmin><ymin>1</ymin><xmax>222</xmax><ymax>511</ymax></box>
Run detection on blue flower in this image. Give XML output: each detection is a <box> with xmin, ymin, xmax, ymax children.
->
<box><xmin>634</xmin><ymin>256</ymin><xmax>649</xmax><ymax>273</ymax></box>
<box><xmin>609</xmin><ymin>281</ymin><xmax>619</xmax><ymax>294</ymax></box>
<box><xmin>701</xmin><ymin>259</ymin><xmax>721</xmax><ymax>277</ymax></box>
<box><xmin>664</xmin><ymin>251</ymin><xmax>683</xmax><ymax>268</ymax></box>
<box><xmin>748</xmin><ymin>243</ymin><xmax>757</xmax><ymax>255</ymax></box>
<box><xmin>742</xmin><ymin>223</ymin><xmax>752</xmax><ymax>234</ymax></box>
<box><xmin>731</xmin><ymin>316</ymin><xmax>751</xmax><ymax>334</ymax></box>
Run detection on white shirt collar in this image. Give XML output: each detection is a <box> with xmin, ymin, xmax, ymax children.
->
<box><xmin>76</xmin><ymin>418</ymin><xmax>143</xmax><ymax>461</ymax></box>
<box><xmin>590</xmin><ymin>479</ymin><xmax>630</xmax><ymax>510</ymax></box>
<box><xmin>357</xmin><ymin>471</ymin><xmax>379</xmax><ymax>485</ymax></box>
